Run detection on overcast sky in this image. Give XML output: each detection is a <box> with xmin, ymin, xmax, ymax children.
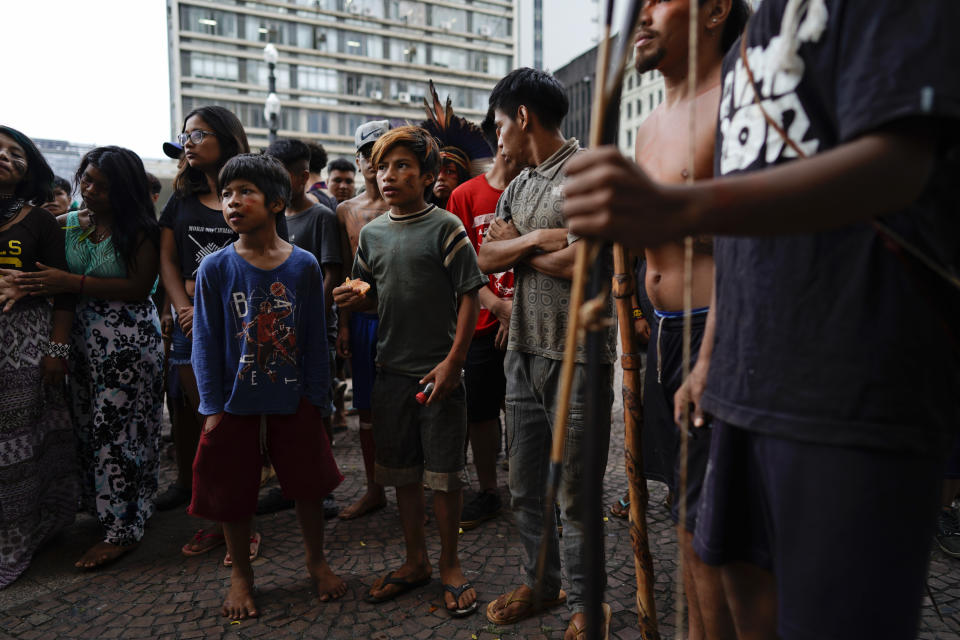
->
<box><xmin>4</xmin><ymin>0</ymin><xmax>613</xmax><ymax>161</ymax></box>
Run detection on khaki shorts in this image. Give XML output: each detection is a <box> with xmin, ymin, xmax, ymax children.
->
<box><xmin>371</xmin><ymin>369</ymin><xmax>467</xmax><ymax>491</ymax></box>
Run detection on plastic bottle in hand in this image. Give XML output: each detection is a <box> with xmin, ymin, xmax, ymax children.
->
<box><xmin>415</xmin><ymin>382</ymin><xmax>435</xmax><ymax>405</ymax></box>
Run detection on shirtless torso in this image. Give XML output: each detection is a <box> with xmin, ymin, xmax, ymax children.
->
<box><xmin>336</xmin><ymin>190</ymin><xmax>389</xmax><ymax>264</ymax></box>
<box><xmin>636</xmin><ymin>85</ymin><xmax>719</xmax><ymax>312</ymax></box>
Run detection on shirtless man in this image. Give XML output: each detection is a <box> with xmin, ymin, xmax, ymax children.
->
<box><xmin>631</xmin><ymin>2</ymin><xmax>748</xmax><ymax>638</ymax></box>
<box><xmin>336</xmin><ymin>120</ymin><xmax>392</xmax><ymax>520</ymax></box>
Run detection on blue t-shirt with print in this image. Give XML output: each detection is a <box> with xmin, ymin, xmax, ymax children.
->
<box><xmin>192</xmin><ymin>244</ymin><xmax>329</xmax><ymax>415</ymax></box>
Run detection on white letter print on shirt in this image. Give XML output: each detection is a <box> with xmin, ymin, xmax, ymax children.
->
<box><xmin>232</xmin><ymin>291</ymin><xmax>248</xmax><ymax>318</ymax></box>
<box><xmin>719</xmin><ymin>0</ymin><xmax>827</xmax><ymax>174</ymax></box>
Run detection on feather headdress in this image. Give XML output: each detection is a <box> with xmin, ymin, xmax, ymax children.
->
<box><xmin>419</xmin><ymin>80</ymin><xmax>493</xmax><ymax>178</ymax></box>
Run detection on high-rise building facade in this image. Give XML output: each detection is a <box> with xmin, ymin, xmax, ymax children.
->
<box><xmin>552</xmin><ymin>45</ymin><xmax>596</xmax><ymax>146</ymax></box>
<box><xmin>167</xmin><ymin>0</ymin><xmax>517</xmax><ymax>155</ymax></box>
<box><xmin>619</xmin><ymin>64</ymin><xmax>665</xmax><ymax>159</ymax></box>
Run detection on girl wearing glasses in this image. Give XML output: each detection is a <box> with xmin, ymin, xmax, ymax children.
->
<box><xmin>157</xmin><ymin>106</ymin><xmax>268</xmax><ymax>564</ymax></box>
<box><xmin>0</xmin><ymin>125</ymin><xmax>78</xmax><ymax>587</ymax></box>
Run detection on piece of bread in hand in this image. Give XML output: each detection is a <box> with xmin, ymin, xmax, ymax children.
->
<box><xmin>344</xmin><ymin>277</ymin><xmax>370</xmax><ymax>297</ymax></box>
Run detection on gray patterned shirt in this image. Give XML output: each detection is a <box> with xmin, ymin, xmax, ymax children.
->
<box><xmin>495</xmin><ymin>138</ymin><xmax>616</xmax><ymax>364</ymax></box>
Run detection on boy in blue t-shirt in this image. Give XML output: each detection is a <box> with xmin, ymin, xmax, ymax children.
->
<box><xmin>333</xmin><ymin>126</ymin><xmax>486</xmax><ymax>617</ymax></box>
<box><xmin>189</xmin><ymin>154</ymin><xmax>344</xmax><ymax>619</ymax></box>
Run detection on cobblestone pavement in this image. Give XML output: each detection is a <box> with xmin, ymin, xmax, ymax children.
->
<box><xmin>2</xmin><ymin>378</ymin><xmax>958</xmax><ymax>639</ymax></box>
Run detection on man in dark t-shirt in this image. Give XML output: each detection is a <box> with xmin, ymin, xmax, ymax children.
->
<box><xmin>563</xmin><ymin>2</ymin><xmax>960</xmax><ymax>638</ymax></box>
<box><xmin>266</xmin><ymin>139</ymin><xmax>342</xmax><ymax>515</ymax></box>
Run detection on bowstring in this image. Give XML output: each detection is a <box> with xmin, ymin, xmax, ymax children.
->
<box><xmin>675</xmin><ymin>0</ymin><xmax>698</xmax><ymax>637</ymax></box>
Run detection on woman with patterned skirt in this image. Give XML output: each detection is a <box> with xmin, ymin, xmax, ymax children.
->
<box><xmin>13</xmin><ymin>146</ymin><xmax>163</xmax><ymax>569</ymax></box>
<box><xmin>0</xmin><ymin>126</ymin><xmax>78</xmax><ymax>588</ymax></box>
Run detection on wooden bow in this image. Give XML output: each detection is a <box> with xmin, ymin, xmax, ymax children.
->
<box><xmin>531</xmin><ymin>3</ymin><xmax>655</xmax><ymax>640</ymax></box>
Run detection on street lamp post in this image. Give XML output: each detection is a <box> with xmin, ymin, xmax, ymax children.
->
<box><xmin>263</xmin><ymin>43</ymin><xmax>280</xmax><ymax>144</ymax></box>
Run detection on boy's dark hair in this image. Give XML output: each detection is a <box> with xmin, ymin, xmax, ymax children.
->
<box><xmin>218</xmin><ymin>154</ymin><xmax>292</xmax><ymax>214</ymax></box>
<box><xmin>327</xmin><ymin>158</ymin><xmax>356</xmax><ymax>174</ymax></box>
<box><xmin>264</xmin><ymin>138</ymin><xmax>312</xmax><ymax>170</ymax></box>
<box><xmin>145</xmin><ymin>172</ymin><xmax>162</xmax><ymax>195</ymax></box>
<box><xmin>480</xmin><ymin>110</ymin><xmax>497</xmax><ymax>152</ymax></box>
<box><xmin>370</xmin><ymin>126</ymin><xmax>440</xmax><ymax>177</ymax></box>
<box><xmin>305</xmin><ymin>141</ymin><xmax>328</xmax><ymax>174</ymax></box>
<box><xmin>488</xmin><ymin>68</ymin><xmax>569</xmax><ymax>131</ymax></box>
<box><xmin>75</xmin><ymin>146</ymin><xmax>160</xmax><ymax>271</ymax></box>
<box><xmin>0</xmin><ymin>125</ymin><xmax>54</xmax><ymax>204</ymax></box>
<box><xmin>52</xmin><ymin>175</ymin><xmax>72</xmax><ymax>195</ymax></box>
<box><xmin>719</xmin><ymin>0</ymin><xmax>751</xmax><ymax>55</ymax></box>
<box><xmin>174</xmin><ymin>105</ymin><xmax>250</xmax><ymax>197</ymax></box>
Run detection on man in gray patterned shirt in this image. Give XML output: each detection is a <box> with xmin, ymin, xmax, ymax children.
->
<box><xmin>478</xmin><ymin>68</ymin><xmax>617</xmax><ymax>640</ymax></box>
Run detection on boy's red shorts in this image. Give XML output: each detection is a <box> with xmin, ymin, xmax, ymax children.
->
<box><xmin>188</xmin><ymin>397</ymin><xmax>342</xmax><ymax>523</ymax></box>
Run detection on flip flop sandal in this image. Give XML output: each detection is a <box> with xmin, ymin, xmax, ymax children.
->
<box><xmin>443</xmin><ymin>582</ymin><xmax>479</xmax><ymax>618</ymax></box>
<box><xmin>181</xmin><ymin>529</ymin><xmax>226</xmax><ymax>557</ymax></box>
<box><xmin>364</xmin><ymin>572</ymin><xmax>432</xmax><ymax>604</ymax></box>
<box><xmin>567</xmin><ymin>603</ymin><xmax>612</xmax><ymax>640</ymax></box>
<box><xmin>224</xmin><ymin>532</ymin><xmax>262</xmax><ymax>567</ymax></box>
<box><xmin>610</xmin><ymin>497</ymin><xmax>630</xmax><ymax>519</ymax></box>
<box><xmin>486</xmin><ymin>587</ymin><xmax>568</xmax><ymax>625</ymax></box>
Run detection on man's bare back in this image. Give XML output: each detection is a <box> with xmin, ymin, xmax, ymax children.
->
<box><xmin>637</xmin><ymin>86</ymin><xmax>719</xmax><ymax>312</ymax></box>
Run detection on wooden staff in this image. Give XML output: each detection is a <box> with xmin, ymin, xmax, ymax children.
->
<box><xmin>612</xmin><ymin>245</ymin><xmax>659</xmax><ymax>639</ymax></box>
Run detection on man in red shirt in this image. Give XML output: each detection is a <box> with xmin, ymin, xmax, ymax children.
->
<box><xmin>447</xmin><ymin>114</ymin><xmax>524</xmax><ymax>529</ymax></box>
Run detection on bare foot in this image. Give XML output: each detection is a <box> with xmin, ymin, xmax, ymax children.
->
<box><xmin>222</xmin><ymin>569</ymin><xmax>258</xmax><ymax>620</ymax></box>
<box><xmin>338</xmin><ymin>490</ymin><xmax>386</xmax><ymax>520</ymax></box>
<box><xmin>308</xmin><ymin>560</ymin><xmax>347</xmax><ymax>602</ymax></box>
<box><xmin>74</xmin><ymin>541</ymin><xmax>137</xmax><ymax>569</ymax></box>
<box><xmin>440</xmin><ymin>564</ymin><xmax>476</xmax><ymax>613</ymax></box>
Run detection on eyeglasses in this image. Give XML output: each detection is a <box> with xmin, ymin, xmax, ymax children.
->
<box><xmin>177</xmin><ymin>130</ymin><xmax>216</xmax><ymax>146</ymax></box>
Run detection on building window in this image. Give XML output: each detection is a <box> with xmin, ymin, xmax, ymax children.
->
<box><xmin>474</xmin><ymin>12</ymin><xmax>510</xmax><ymax>38</ymax></box>
<box><xmin>658</xmin><ymin>89</ymin><xmax>663</xmax><ymax>104</ymax></box>
<box><xmin>627</xmin><ymin>74</ymin><xmax>633</xmax><ymax>90</ymax></box>
<box><xmin>186</xmin><ymin>52</ymin><xmax>240</xmax><ymax>82</ymax></box>
<box><xmin>180</xmin><ymin>8</ymin><xmax>237</xmax><ymax>38</ymax></box>
<box><xmin>627</xmin><ymin>102</ymin><xmax>632</xmax><ymax>119</ymax></box>
<box><xmin>431</xmin><ymin>45</ymin><xmax>468</xmax><ymax>69</ymax></box>
<box><xmin>307</xmin><ymin>111</ymin><xmax>330</xmax><ymax>134</ymax></box>
<box><xmin>637</xmin><ymin>98</ymin><xmax>642</xmax><ymax>116</ymax></box>
<box><xmin>649</xmin><ymin>93</ymin><xmax>654</xmax><ymax>111</ymax></box>
<box><xmin>432</xmin><ymin>6</ymin><xmax>467</xmax><ymax>33</ymax></box>
<box><xmin>627</xmin><ymin>129</ymin><xmax>633</xmax><ymax>148</ymax></box>
<box><xmin>388</xmin><ymin>1</ymin><xmax>426</xmax><ymax>26</ymax></box>
<box><xmin>389</xmin><ymin>40</ymin><xmax>425</xmax><ymax>64</ymax></box>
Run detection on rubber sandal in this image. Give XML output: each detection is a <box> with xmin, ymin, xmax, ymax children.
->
<box><xmin>567</xmin><ymin>603</ymin><xmax>612</xmax><ymax>639</ymax></box>
<box><xmin>486</xmin><ymin>587</ymin><xmax>567</xmax><ymax>625</ymax></box>
<box><xmin>181</xmin><ymin>529</ymin><xmax>226</xmax><ymax>557</ymax></box>
<box><xmin>443</xmin><ymin>582</ymin><xmax>479</xmax><ymax>618</ymax></box>
<box><xmin>610</xmin><ymin>496</ymin><xmax>630</xmax><ymax>519</ymax></box>
<box><xmin>364</xmin><ymin>572</ymin><xmax>432</xmax><ymax>604</ymax></box>
<box><xmin>224</xmin><ymin>532</ymin><xmax>262</xmax><ymax>567</ymax></box>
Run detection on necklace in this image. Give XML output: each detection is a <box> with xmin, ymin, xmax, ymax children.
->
<box><xmin>0</xmin><ymin>194</ymin><xmax>26</xmax><ymax>225</ymax></box>
<box><xmin>78</xmin><ymin>211</ymin><xmax>111</xmax><ymax>243</ymax></box>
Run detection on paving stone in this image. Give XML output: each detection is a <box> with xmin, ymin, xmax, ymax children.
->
<box><xmin>1</xmin><ymin>370</ymin><xmax>957</xmax><ymax>638</ymax></box>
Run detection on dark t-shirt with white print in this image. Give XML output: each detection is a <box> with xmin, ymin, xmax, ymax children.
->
<box><xmin>702</xmin><ymin>0</ymin><xmax>960</xmax><ymax>456</ymax></box>
<box><xmin>159</xmin><ymin>193</ymin><xmax>290</xmax><ymax>279</ymax></box>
